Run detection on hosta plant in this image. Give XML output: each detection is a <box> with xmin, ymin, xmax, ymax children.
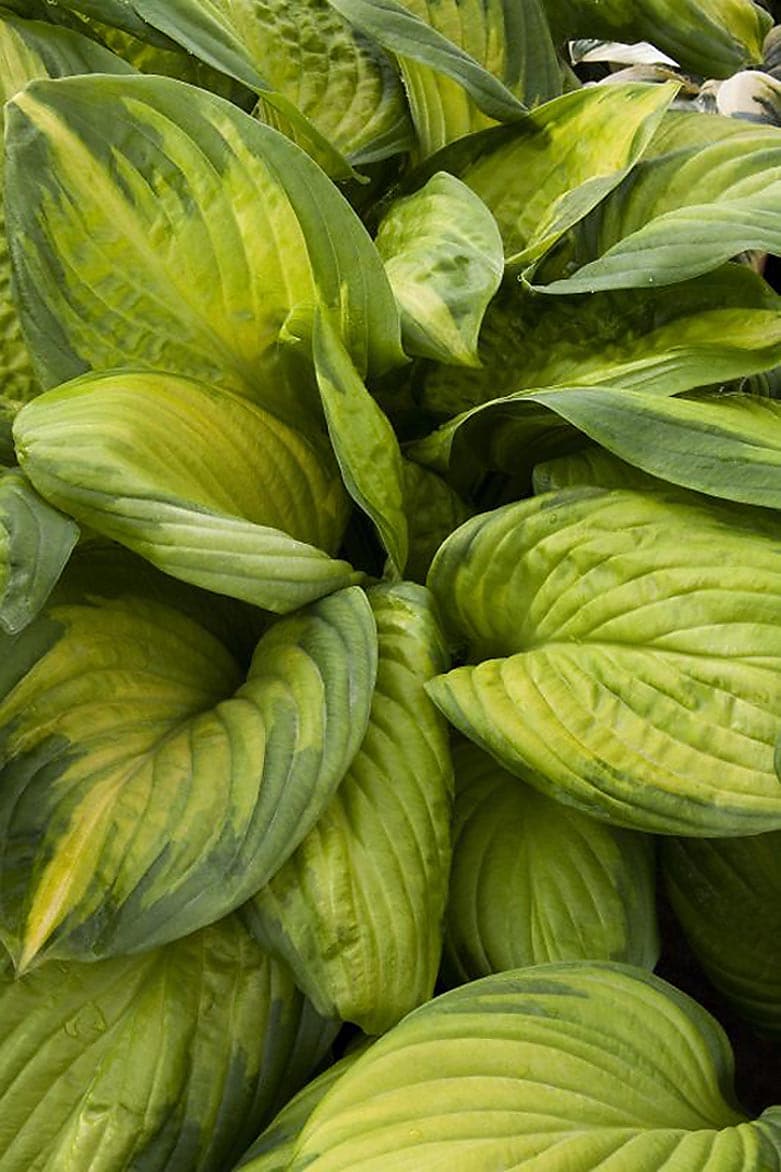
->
<box><xmin>1</xmin><ymin>0</ymin><xmax>781</xmax><ymax>1166</ymax></box>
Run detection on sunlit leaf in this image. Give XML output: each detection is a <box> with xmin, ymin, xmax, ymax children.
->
<box><xmin>288</xmin><ymin>963</ymin><xmax>781</xmax><ymax>1170</ymax></box>
<box><xmin>0</xmin><ymin>915</ymin><xmax>335</xmax><ymax>1172</ymax></box>
<box><xmin>426</xmin><ymin>487</ymin><xmax>781</xmax><ymax>835</ymax></box>
<box><xmin>14</xmin><ymin>370</ymin><xmax>359</xmax><ymax>613</ymax></box>
<box><xmin>5</xmin><ymin>73</ymin><xmax>404</xmax><ymax>425</ymax></box>
<box><xmin>376</xmin><ymin>171</ymin><xmax>503</xmax><ymax>366</ymax></box>
<box><xmin>244</xmin><ymin>582</ymin><xmax>452</xmax><ymax>1033</ymax></box>
<box><xmin>0</xmin><ymin>581</ymin><xmax>377</xmax><ymax>967</ymax></box>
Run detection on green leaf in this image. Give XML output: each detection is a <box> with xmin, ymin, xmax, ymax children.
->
<box><xmin>401</xmin><ymin>458</ymin><xmax>473</xmax><ymax>583</ymax></box>
<box><xmin>542</xmin><ymin>0</ymin><xmax>771</xmax><ymax>79</ymax></box>
<box><xmin>325</xmin><ymin>0</ymin><xmax>528</xmax><ymax>130</ymax></box>
<box><xmin>0</xmin><ymin>469</ymin><xmax>78</xmax><ymax>636</ymax></box>
<box><xmin>419</xmin><ymin>263</ymin><xmax>781</xmax><ymax>418</ymax></box>
<box><xmin>0</xmin><ymin>582</ymin><xmax>377</xmax><ymax>967</ymax></box>
<box><xmin>426</xmin><ymin>487</ymin><xmax>781</xmax><ymax>836</ymax></box>
<box><xmin>313</xmin><ymin>313</ymin><xmax>409</xmax><ymax>577</ymax></box>
<box><xmin>38</xmin><ymin>0</ymin><xmax>175</xmax><ymax>44</ymax></box>
<box><xmin>14</xmin><ymin>370</ymin><xmax>360</xmax><ymax>613</ymax></box>
<box><xmin>0</xmin><ymin>914</ymin><xmax>335</xmax><ymax>1172</ymax></box>
<box><xmin>243</xmin><ymin>582</ymin><xmax>453</xmax><ymax>1033</ymax></box>
<box><xmin>376</xmin><ymin>171</ymin><xmax>504</xmax><ymax>366</ymax></box>
<box><xmin>5</xmin><ymin>73</ymin><xmax>404</xmax><ymax>420</ymax></box>
<box><xmin>0</xmin><ymin>13</ymin><xmax>136</xmax><ymax>406</ymax></box>
<box><xmin>287</xmin><ymin>963</ymin><xmax>781</xmax><ymax>1170</ymax></box>
<box><xmin>662</xmin><ymin>832</ymin><xmax>781</xmax><ymax>1037</ymax></box>
<box><xmin>451</xmin><ymin>81</ymin><xmax>677</xmax><ymax>268</ymax></box>
<box><xmin>378</xmin><ymin>0</ymin><xmax>561</xmax><ymax>158</ymax></box>
<box><xmin>539</xmin><ymin>112</ymin><xmax>781</xmax><ymax>293</ymax></box>
<box><xmin>444</xmin><ymin>738</ymin><xmax>658</xmax><ymax>983</ymax></box>
<box><xmin>129</xmin><ymin>0</ymin><xmax>411</xmax><ymax>172</ymax></box>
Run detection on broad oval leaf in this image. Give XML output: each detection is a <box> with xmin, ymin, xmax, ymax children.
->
<box><xmin>426</xmin><ymin>487</ymin><xmax>781</xmax><ymax>835</ymax></box>
<box><xmin>662</xmin><ymin>832</ymin><xmax>781</xmax><ymax>1037</ymax></box>
<box><xmin>0</xmin><ymin>582</ymin><xmax>377</xmax><ymax>967</ymax></box>
<box><xmin>419</xmin><ymin>263</ymin><xmax>781</xmax><ymax>418</ymax></box>
<box><xmin>5</xmin><ymin>73</ymin><xmax>404</xmax><ymax>422</ymax></box>
<box><xmin>0</xmin><ymin>468</ymin><xmax>78</xmax><ymax>635</ymax></box>
<box><xmin>444</xmin><ymin>738</ymin><xmax>658</xmax><ymax>983</ymax></box>
<box><xmin>0</xmin><ymin>914</ymin><xmax>335</xmax><ymax>1172</ymax></box>
<box><xmin>313</xmin><ymin>312</ymin><xmax>409</xmax><ymax>578</ymax></box>
<box><xmin>288</xmin><ymin>963</ymin><xmax>781</xmax><ymax>1170</ymax></box>
<box><xmin>542</xmin><ymin>0</ymin><xmax>770</xmax><ymax>79</ymax></box>
<box><xmin>376</xmin><ymin>171</ymin><xmax>504</xmax><ymax>367</ymax></box>
<box><xmin>14</xmin><ymin>370</ymin><xmax>359</xmax><ymax>613</ymax></box>
<box><xmin>243</xmin><ymin>581</ymin><xmax>453</xmax><ymax>1033</ymax></box>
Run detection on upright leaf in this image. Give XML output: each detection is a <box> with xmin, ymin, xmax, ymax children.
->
<box><xmin>376</xmin><ymin>171</ymin><xmax>504</xmax><ymax>366</ymax></box>
<box><xmin>14</xmin><ymin>370</ymin><xmax>359</xmax><ymax>613</ymax></box>
<box><xmin>288</xmin><ymin>964</ymin><xmax>781</xmax><ymax>1170</ymax></box>
<box><xmin>0</xmin><ymin>583</ymin><xmax>377</xmax><ymax>967</ymax></box>
<box><xmin>444</xmin><ymin>739</ymin><xmax>658</xmax><ymax>983</ymax></box>
<box><xmin>244</xmin><ymin>582</ymin><xmax>453</xmax><ymax>1033</ymax></box>
<box><xmin>426</xmin><ymin>488</ymin><xmax>781</xmax><ymax>836</ymax></box>
<box><xmin>313</xmin><ymin>313</ymin><xmax>409</xmax><ymax>578</ymax></box>
<box><xmin>0</xmin><ymin>915</ymin><xmax>335</xmax><ymax>1172</ymax></box>
<box><xmin>5</xmin><ymin>73</ymin><xmax>404</xmax><ymax>423</ymax></box>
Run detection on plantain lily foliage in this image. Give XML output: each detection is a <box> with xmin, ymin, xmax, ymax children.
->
<box><xmin>2</xmin><ymin>0</ymin><xmax>781</xmax><ymax>1166</ymax></box>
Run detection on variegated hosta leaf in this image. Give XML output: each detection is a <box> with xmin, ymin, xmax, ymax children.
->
<box><xmin>243</xmin><ymin>581</ymin><xmax>453</xmax><ymax>1034</ymax></box>
<box><xmin>313</xmin><ymin>312</ymin><xmax>408</xmax><ymax>578</ymax></box>
<box><xmin>5</xmin><ymin>73</ymin><xmax>404</xmax><ymax>424</ymax></box>
<box><xmin>532</xmin><ymin>445</ymin><xmax>695</xmax><ymax>498</ymax></box>
<box><xmin>287</xmin><ymin>963</ymin><xmax>781</xmax><ymax>1171</ymax></box>
<box><xmin>539</xmin><ymin>109</ymin><xmax>781</xmax><ymax>293</ymax></box>
<box><xmin>0</xmin><ymin>13</ymin><xmax>136</xmax><ymax>405</ymax></box>
<box><xmin>129</xmin><ymin>0</ymin><xmax>411</xmax><ymax>168</ymax></box>
<box><xmin>355</xmin><ymin>0</ymin><xmax>560</xmax><ymax>158</ymax></box>
<box><xmin>419</xmin><ymin>263</ymin><xmax>781</xmax><ymax>418</ymax></box>
<box><xmin>543</xmin><ymin>0</ymin><xmax>770</xmax><ymax>79</ymax></box>
<box><xmin>710</xmin><ymin>69</ymin><xmax>781</xmax><ymax>128</ymax></box>
<box><xmin>426</xmin><ymin>487</ymin><xmax>781</xmax><ymax>836</ymax></box>
<box><xmin>14</xmin><ymin>370</ymin><xmax>359</xmax><ymax>613</ymax></box>
<box><xmin>662</xmin><ymin>833</ymin><xmax>781</xmax><ymax>1037</ymax></box>
<box><xmin>444</xmin><ymin>739</ymin><xmax>658</xmax><ymax>983</ymax></box>
<box><xmin>451</xmin><ymin>81</ymin><xmax>677</xmax><ymax>268</ymax></box>
<box><xmin>235</xmin><ymin>1049</ymin><xmax>365</xmax><ymax>1170</ymax></box>
<box><xmin>0</xmin><ymin>468</ymin><xmax>78</xmax><ymax>635</ymax></box>
<box><xmin>0</xmin><ymin>583</ymin><xmax>377</xmax><ymax>968</ymax></box>
<box><xmin>376</xmin><ymin>171</ymin><xmax>503</xmax><ymax>367</ymax></box>
<box><xmin>0</xmin><ymin>914</ymin><xmax>336</xmax><ymax>1172</ymax></box>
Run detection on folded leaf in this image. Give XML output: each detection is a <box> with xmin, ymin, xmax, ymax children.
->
<box><xmin>243</xmin><ymin>581</ymin><xmax>453</xmax><ymax>1033</ymax></box>
<box><xmin>313</xmin><ymin>312</ymin><xmax>408</xmax><ymax>577</ymax></box>
<box><xmin>376</xmin><ymin>171</ymin><xmax>503</xmax><ymax>366</ymax></box>
<box><xmin>0</xmin><ymin>914</ymin><xmax>335</xmax><ymax>1172</ymax></box>
<box><xmin>662</xmin><ymin>833</ymin><xmax>781</xmax><ymax>1037</ymax></box>
<box><xmin>542</xmin><ymin>0</ymin><xmax>770</xmax><ymax>79</ymax></box>
<box><xmin>445</xmin><ymin>738</ymin><xmax>658</xmax><ymax>983</ymax></box>
<box><xmin>426</xmin><ymin>487</ymin><xmax>781</xmax><ymax>835</ymax></box>
<box><xmin>0</xmin><ymin>583</ymin><xmax>377</xmax><ymax>967</ymax></box>
<box><xmin>288</xmin><ymin>963</ymin><xmax>781</xmax><ymax>1170</ymax></box>
<box><xmin>130</xmin><ymin>0</ymin><xmax>411</xmax><ymax>170</ymax></box>
<box><xmin>419</xmin><ymin>263</ymin><xmax>781</xmax><ymax>418</ymax></box>
<box><xmin>451</xmin><ymin>81</ymin><xmax>677</xmax><ymax>267</ymax></box>
<box><xmin>5</xmin><ymin>73</ymin><xmax>404</xmax><ymax>421</ymax></box>
<box><xmin>540</xmin><ymin>112</ymin><xmax>781</xmax><ymax>292</ymax></box>
<box><xmin>0</xmin><ymin>469</ymin><xmax>78</xmax><ymax>635</ymax></box>
<box><xmin>374</xmin><ymin>0</ymin><xmax>561</xmax><ymax>157</ymax></box>
<box><xmin>14</xmin><ymin>370</ymin><xmax>360</xmax><ymax>613</ymax></box>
